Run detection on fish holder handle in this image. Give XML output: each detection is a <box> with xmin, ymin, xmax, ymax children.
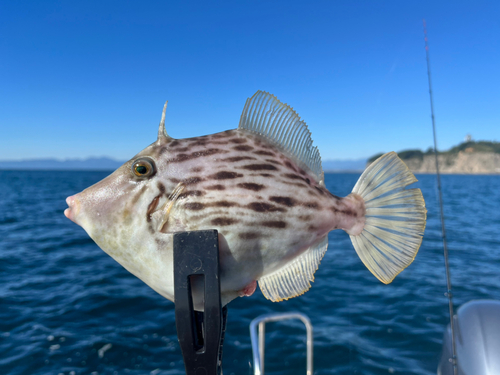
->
<box><xmin>174</xmin><ymin>230</ymin><xmax>228</xmax><ymax>375</ymax></box>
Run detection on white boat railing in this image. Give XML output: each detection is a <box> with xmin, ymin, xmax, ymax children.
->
<box><xmin>249</xmin><ymin>312</ymin><xmax>313</xmax><ymax>375</ymax></box>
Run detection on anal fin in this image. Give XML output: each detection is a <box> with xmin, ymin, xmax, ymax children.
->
<box><xmin>258</xmin><ymin>236</ymin><xmax>328</xmax><ymax>302</ymax></box>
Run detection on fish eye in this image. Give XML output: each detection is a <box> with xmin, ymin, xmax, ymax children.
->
<box><xmin>132</xmin><ymin>158</ymin><xmax>156</xmax><ymax>178</ymax></box>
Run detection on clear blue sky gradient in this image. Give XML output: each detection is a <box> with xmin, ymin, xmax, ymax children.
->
<box><xmin>1</xmin><ymin>1</ymin><xmax>499</xmax><ymax>161</ymax></box>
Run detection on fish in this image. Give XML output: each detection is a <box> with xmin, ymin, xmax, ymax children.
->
<box><xmin>64</xmin><ymin>91</ymin><xmax>426</xmax><ymax>310</ymax></box>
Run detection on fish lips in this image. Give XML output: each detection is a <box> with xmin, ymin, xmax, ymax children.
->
<box><xmin>64</xmin><ymin>194</ymin><xmax>81</xmax><ymax>226</ymax></box>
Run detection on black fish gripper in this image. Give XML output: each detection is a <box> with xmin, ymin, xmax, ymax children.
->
<box><xmin>173</xmin><ymin>230</ymin><xmax>228</xmax><ymax>375</ymax></box>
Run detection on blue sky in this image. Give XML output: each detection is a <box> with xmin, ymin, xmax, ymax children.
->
<box><xmin>1</xmin><ymin>1</ymin><xmax>499</xmax><ymax>161</ymax></box>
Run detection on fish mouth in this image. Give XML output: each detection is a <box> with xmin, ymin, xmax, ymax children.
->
<box><xmin>64</xmin><ymin>195</ymin><xmax>81</xmax><ymax>225</ymax></box>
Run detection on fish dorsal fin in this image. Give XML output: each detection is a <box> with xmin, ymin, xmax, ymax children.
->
<box><xmin>239</xmin><ymin>91</ymin><xmax>324</xmax><ymax>184</ymax></box>
<box><xmin>258</xmin><ymin>236</ymin><xmax>328</xmax><ymax>302</ymax></box>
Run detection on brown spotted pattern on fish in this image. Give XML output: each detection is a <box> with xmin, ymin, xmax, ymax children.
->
<box><xmin>64</xmin><ymin>91</ymin><xmax>426</xmax><ymax>310</ymax></box>
<box><xmin>147</xmin><ymin>132</ymin><xmax>340</xmax><ymax>254</ymax></box>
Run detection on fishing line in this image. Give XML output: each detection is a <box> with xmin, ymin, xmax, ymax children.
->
<box><xmin>423</xmin><ymin>19</ymin><xmax>457</xmax><ymax>375</ymax></box>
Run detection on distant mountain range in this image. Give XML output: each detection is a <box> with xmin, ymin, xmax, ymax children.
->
<box><xmin>0</xmin><ymin>157</ymin><xmax>367</xmax><ymax>172</ymax></box>
<box><xmin>0</xmin><ymin>157</ymin><xmax>125</xmax><ymax>170</ymax></box>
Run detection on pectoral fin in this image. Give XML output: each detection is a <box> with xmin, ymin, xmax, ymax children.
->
<box><xmin>151</xmin><ymin>182</ymin><xmax>185</xmax><ymax>232</ymax></box>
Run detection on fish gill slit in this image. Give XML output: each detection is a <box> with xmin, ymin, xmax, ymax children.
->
<box><xmin>146</xmin><ymin>194</ymin><xmax>161</xmax><ymax>222</ymax></box>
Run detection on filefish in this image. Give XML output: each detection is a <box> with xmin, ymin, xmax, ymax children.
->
<box><xmin>64</xmin><ymin>91</ymin><xmax>426</xmax><ymax>309</ymax></box>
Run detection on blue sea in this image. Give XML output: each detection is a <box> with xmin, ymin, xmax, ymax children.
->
<box><xmin>1</xmin><ymin>171</ymin><xmax>499</xmax><ymax>375</ymax></box>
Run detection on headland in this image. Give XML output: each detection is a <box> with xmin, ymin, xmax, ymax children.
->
<box><xmin>368</xmin><ymin>141</ymin><xmax>500</xmax><ymax>174</ymax></box>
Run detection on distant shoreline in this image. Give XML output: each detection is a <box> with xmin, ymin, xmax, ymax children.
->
<box><xmin>0</xmin><ymin>156</ymin><xmax>369</xmax><ymax>173</ymax></box>
<box><xmin>368</xmin><ymin>140</ymin><xmax>500</xmax><ymax>175</ymax></box>
<box><xmin>0</xmin><ymin>157</ymin><xmax>125</xmax><ymax>171</ymax></box>
<box><xmin>3</xmin><ymin>169</ymin><xmax>499</xmax><ymax>176</ymax></box>
<box><xmin>324</xmin><ymin>169</ymin><xmax>363</xmax><ymax>173</ymax></box>
<box><xmin>0</xmin><ymin>168</ymin><xmax>117</xmax><ymax>172</ymax></box>
<box><xmin>3</xmin><ymin>155</ymin><xmax>498</xmax><ymax>174</ymax></box>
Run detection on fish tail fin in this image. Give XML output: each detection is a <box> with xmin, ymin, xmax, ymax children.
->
<box><xmin>349</xmin><ymin>152</ymin><xmax>426</xmax><ymax>284</ymax></box>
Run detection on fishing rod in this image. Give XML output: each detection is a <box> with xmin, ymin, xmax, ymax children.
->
<box><xmin>423</xmin><ymin>19</ymin><xmax>457</xmax><ymax>375</ymax></box>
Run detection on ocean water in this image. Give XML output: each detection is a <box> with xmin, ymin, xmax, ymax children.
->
<box><xmin>1</xmin><ymin>170</ymin><xmax>499</xmax><ymax>375</ymax></box>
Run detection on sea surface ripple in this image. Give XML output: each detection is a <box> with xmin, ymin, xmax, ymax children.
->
<box><xmin>1</xmin><ymin>170</ymin><xmax>499</xmax><ymax>375</ymax></box>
